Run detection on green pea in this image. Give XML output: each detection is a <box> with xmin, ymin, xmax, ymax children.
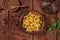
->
<box><xmin>22</xmin><ymin>24</ymin><xmax>25</xmax><ymax>27</ymax></box>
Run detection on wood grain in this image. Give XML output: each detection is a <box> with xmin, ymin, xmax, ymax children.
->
<box><xmin>0</xmin><ymin>0</ymin><xmax>60</xmax><ymax>40</ymax></box>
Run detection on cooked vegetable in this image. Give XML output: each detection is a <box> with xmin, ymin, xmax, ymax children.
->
<box><xmin>22</xmin><ymin>11</ymin><xmax>43</xmax><ymax>32</ymax></box>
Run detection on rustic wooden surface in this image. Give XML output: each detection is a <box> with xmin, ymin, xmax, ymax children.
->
<box><xmin>0</xmin><ymin>0</ymin><xmax>60</xmax><ymax>40</ymax></box>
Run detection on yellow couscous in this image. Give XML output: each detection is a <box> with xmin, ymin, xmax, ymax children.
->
<box><xmin>22</xmin><ymin>11</ymin><xmax>43</xmax><ymax>32</ymax></box>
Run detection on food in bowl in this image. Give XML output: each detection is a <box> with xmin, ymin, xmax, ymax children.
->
<box><xmin>22</xmin><ymin>11</ymin><xmax>43</xmax><ymax>32</ymax></box>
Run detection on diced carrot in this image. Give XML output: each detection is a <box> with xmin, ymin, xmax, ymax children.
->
<box><xmin>32</xmin><ymin>30</ymin><xmax>34</xmax><ymax>32</ymax></box>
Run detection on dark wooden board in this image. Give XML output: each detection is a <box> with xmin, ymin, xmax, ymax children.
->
<box><xmin>0</xmin><ymin>0</ymin><xmax>60</xmax><ymax>40</ymax></box>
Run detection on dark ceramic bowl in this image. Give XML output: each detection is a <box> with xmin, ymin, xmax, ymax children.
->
<box><xmin>20</xmin><ymin>10</ymin><xmax>45</xmax><ymax>34</ymax></box>
<box><xmin>40</xmin><ymin>0</ymin><xmax>59</xmax><ymax>14</ymax></box>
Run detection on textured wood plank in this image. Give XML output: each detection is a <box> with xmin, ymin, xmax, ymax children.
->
<box><xmin>7</xmin><ymin>0</ymin><xmax>32</xmax><ymax>40</ymax></box>
<box><xmin>0</xmin><ymin>10</ymin><xmax>8</xmax><ymax>40</ymax></box>
<box><xmin>0</xmin><ymin>0</ymin><xmax>5</xmax><ymax>8</ymax></box>
<box><xmin>34</xmin><ymin>0</ymin><xmax>56</xmax><ymax>40</ymax></box>
<box><xmin>57</xmin><ymin>11</ymin><xmax>60</xmax><ymax>40</ymax></box>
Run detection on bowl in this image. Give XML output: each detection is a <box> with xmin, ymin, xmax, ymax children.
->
<box><xmin>5</xmin><ymin>0</ymin><xmax>20</xmax><ymax>11</ymax></box>
<box><xmin>20</xmin><ymin>10</ymin><xmax>44</xmax><ymax>34</ymax></box>
<box><xmin>40</xmin><ymin>0</ymin><xmax>59</xmax><ymax>14</ymax></box>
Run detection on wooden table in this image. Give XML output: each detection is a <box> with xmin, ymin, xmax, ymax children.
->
<box><xmin>0</xmin><ymin>0</ymin><xmax>60</xmax><ymax>40</ymax></box>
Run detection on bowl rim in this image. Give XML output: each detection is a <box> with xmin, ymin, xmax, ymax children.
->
<box><xmin>20</xmin><ymin>10</ymin><xmax>45</xmax><ymax>34</ymax></box>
